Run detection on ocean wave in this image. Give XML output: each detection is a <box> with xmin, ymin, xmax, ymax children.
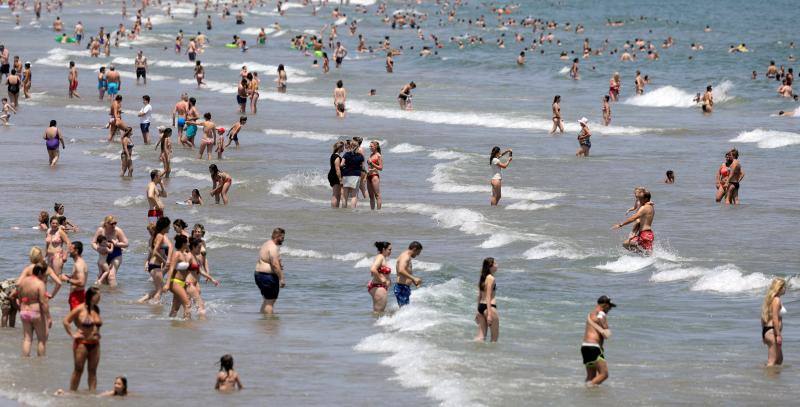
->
<box><xmin>390</xmin><ymin>143</ymin><xmax>426</xmax><ymax>154</ymax></box>
<box><xmin>523</xmin><ymin>241</ymin><xmax>588</xmax><ymax>260</ymax></box>
<box><xmin>172</xmin><ymin>168</ymin><xmax>208</xmax><ymax>181</ymax></box>
<box><xmin>730</xmin><ymin>129</ymin><xmax>800</xmax><ymax>149</ymax></box>
<box><xmin>691</xmin><ymin>265</ymin><xmax>771</xmax><ymax>293</ymax></box>
<box><xmin>240</xmin><ymin>27</ymin><xmax>276</xmax><ymax>36</ymax></box>
<box><xmin>595</xmin><ymin>255</ymin><xmax>655</xmax><ymax>273</ymax></box>
<box><xmin>113</xmin><ymin>195</ymin><xmax>145</xmax><ymax>207</ymax></box>
<box><xmin>226</xmin><ymin>62</ymin><xmax>308</xmax><ymax>77</ymax></box>
<box><xmin>263</xmin><ymin>129</ymin><xmax>340</xmax><ymax>142</ymax></box>
<box><xmin>269</xmin><ymin>172</ymin><xmax>329</xmax><ymax>197</ymax></box>
<box><xmin>623</xmin><ymin>80</ymin><xmax>734</xmax><ymax>108</ymax></box>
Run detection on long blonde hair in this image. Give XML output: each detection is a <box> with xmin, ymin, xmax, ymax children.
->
<box><xmin>761</xmin><ymin>278</ymin><xmax>786</xmax><ymax>324</ymax></box>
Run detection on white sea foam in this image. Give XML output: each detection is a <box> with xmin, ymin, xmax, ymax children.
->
<box><xmin>268</xmin><ymin>172</ymin><xmax>329</xmax><ymax>196</ymax></box>
<box><xmin>623</xmin><ymin>80</ymin><xmax>735</xmax><ymax>108</ymax></box>
<box><xmin>595</xmin><ymin>255</ymin><xmax>655</xmax><ymax>273</ymax></box>
<box><xmin>172</xmin><ymin>168</ymin><xmax>207</xmax><ymax>181</ymax></box>
<box><xmin>334</xmin><ymin>16</ymin><xmax>347</xmax><ymax>26</ymax></box>
<box><xmin>240</xmin><ymin>27</ymin><xmax>276</xmax><ymax>36</ymax></box>
<box><xmin>353</xmin><ymin>257</ymin><xmax>373</xmax><ymax>268</ymax></box>
<box><xmin>691</xmin><ymin>265</ymin><xmax>771</xmax><ymax>293</ymax></box>
<box><xmin>505</xmin><ymin>201</ymin><xmax>557</xmax><ymax>211</ymax></box>
<box><xmin>413</xmin><ymin>260</ymin><xmax>442</xmax><ymax>272</ymax></box>
<box><xmin>730</xmin><ymin>129</ymin><xmax>800</xmax><ymax>149</ymax></box>
<box><xmin>390</xmin><ymin>143</ymin><xmax>425</xmax><ymax>154</ymax></box>
<box><xmin>113</xmin><ymin>195</ymin><xmax>145</xmax><ymax>207</ymax></box>
<box><xmin>263</xmin><ymin>129</ymin><xmax>340</xmax><ymax>141</ymax></box>
<box><xmin>523</xmin><ymin>241</ymin><xmax>587</xmax><ymax>260</ymax></box>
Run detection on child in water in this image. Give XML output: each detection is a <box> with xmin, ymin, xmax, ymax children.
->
<box><xmin>185</xmin><ymin>189</ymin><xmax>203</xmax><ymax>205</ymax></box>
<box><xmin>94</xmin><ymin>235</ymin><xmax>114</xmax><ymax>285</ymax></box>
<box><xmin>215</xmin><ymin>354</ymin><xmax>243</xmax><ymax>391</ymax></box>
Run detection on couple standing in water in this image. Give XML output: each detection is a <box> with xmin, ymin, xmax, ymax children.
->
<box><xmin>366</xmin><ymin>241</ymin><xmax>423</xmax><ymax>313</ymax></box>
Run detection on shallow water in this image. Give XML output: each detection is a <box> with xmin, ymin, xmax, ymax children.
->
<box><xmin>0</xmin><ymin>0</ymin><xmax>799</xmax><ymax>405</ymax></box>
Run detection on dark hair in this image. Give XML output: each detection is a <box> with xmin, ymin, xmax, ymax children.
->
<box><xmin>85</xmin><ymin>286</ymin><xmax>101</xmax><ymax>313</ymax></box>
<box><xmin>49</xmin><ymin>119</ymin><xmax>57</xmax><ymax>126</ymax></box>
<box><xmin>374</xmin><ymin>241</ymin><xmax>391</xmax><ymax>252</ymax></box>
<box><xmin>666</xmin><ymin>170</ymin><xmax>674</xmax><ymax>179</ymax></box>
<box><xmin>479</xmin><ymin>257</ymin><xmax>495</xmax><ymax>290</ymax></box>
<box><xmin>173</xmin><ymin>219</ymin><xmax>188</xmax><ymax>229</ymax></box>
<box><xmin>189</xmin><ymin>237</ymin><xmax>202</xmax><ymax>250</ymax></box>
<box><xmin>114</xmin><ymin>376</ymin><xmax>128</xmax><ymax>396</ymax></box>
<box><xmin>642</xmin><ymin>191</ymin><xmax>652</xmax><ymax>202</ymax></box>
<box><xmin>408</xmin><ymin>241</ymin><xmax>423</xmax><ymax>251</ymax></box>
<box><xmin>220</xmin><ymin>354</ymin><xmax>234</xmax><ymax>373</ymax></box>
<box><xmin>203</xmin><ymin>112</ymin><xmax>211</xmax><ymax>120</ymax></box>
<box><xmin>573</xmin><ymin>58</ymin><xmax>579</xmax><ymax>62</ymax></box>
<box><xmin>278</xmin><ymin>64</ymin><xmax>284</xmax><ymax>71</ymax></box>
<box><xmin>490</xmin><ymin>146</ymin><xmax>501</xmax><ymax>165</ymax></box>
<box><xmin>189</xmin><ymin>97</ymin><xmax>196</xmax><ymax>106</ymax></box>
<box><xmin>143</xmin><ymin>95</ymin><xmax>150</xmax><ymax>102</ymax></box>
<box><xmin>729</xmin><ymin>148</ymin><xmax>739</xmax><ymax>159</ymax></box>
<box><xmin>272</xmin><ymin>227</ymin><xmax>285</xmax><ymax>238</ymax></box>
<box><xmin>553</xmin><ymin>95</ymin><xmax>560</xmax><ymax>103</ymax></box>
<box><xmin>209</xmin><ymin>164</ymin><xmax>219</xmax><ymax>177</ymax></box>
<box><xmin>174</xmin><ymin>234</ymin><xmax>188</xmax><ymax>250</ymax></box>
<box><xmin>193</xmin><ymin>224</ymin><xmax>206</xmax><ymax>236</ymax></box>
<box><xmin>150</xmin><ymin>169</ymin><xmax>160</xmax><ymax>180</ymax></box>
<box><xmin>72</xmin><ymin>241</ymin><xmax>83</xmax><ymax>256</ymax></box>
<box><xmin>115</xmin><ymin>95</ymin><xmax>122</xmax><ymax>101</ymax></box>
<box><xmin>33</xmin><ymin>261</ymin><xmax>48</xmax><ymax>277</ymax></box>
<box><xmin>155</xmin><ymin>217</ymin><xmax>171</xmax><ymax>234</ymax></box>
<box><xmin>336</xmin><ymin>80</ymin><xmax>343</xmax><ymax>88</ymax></box>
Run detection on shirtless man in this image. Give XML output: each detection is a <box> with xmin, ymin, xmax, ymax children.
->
<box><xmin>0</xmin><ymin>45</ymin><xmax>9</xmax><ymax>82</ymax></box>
<box><xmin>108</xmin><ymin>95</ymin><xmax>130</xmax><ymax>141</ymax></box>
<box><xmin>398</xmin><ymin>81</ymin><xmax>415</xmax><ymax>110</ymax></box>
<box><xmin>68</xmin><ymin>61</ymin><xmax>80</xmax><ymax>99</ymax></box>
<box><xmin>701</xmin><ymin>85</ymin><xmax>713</xmax><ymax>114</ymax></box>
<box><xmin>147</xmin><ymin>169</ymin><xmax>166</xmax><ymax>223</ymax></box>
<box><xmin>254</xmin><ymin>228</ymin><xmax>285</xmax><ymax>314</ymax></box>
<box><xmin>767</xmin><ymin>61</ymin><xmax>778</xmax><ymax>78</ymax></box>
<box><xmin>581</xmin><ymin>296</ymin><xmax>615</xmax><ymax>387</ymax></box>
<box><xmin>172</xmin><ymin>93</ymin><xmax>189</xmax><ymax>142</ymax></box>
<box><xmin>224</xmin><ymin>116</ymin><xmax>246</xmax><ymax>148</ymax></box>
<box><xmin>334</xmin><ymin>42</ymin><xmax>348</xmax><ymax>68</ymax></box>
<box><xmin>60</xmin><ymin>242</ymin><xmax>87</xmax><ymax>310</ymax></box>
<box><xmin>394</xmin><ymin>241</ymin><xmax>423</xmax><ymax>307</ymax></box>
<box><xmin>22</xmin><ymin>62</ymin><xmax>32</xmax><ymax>99</ymax></box>
<box><xmin>333</xmin><ymin>80</ymin><xmax>346</xmax><ymax>118</ymax></box>
<box><xmin>105</xmin><ymin>66</ymin><xmax>121</xmax><ymax>100</ymax></box>
<box><xmin>724</xmin><ymin>148</ymin><xmax>744</xmax><ymax>205</ymax></box>
<box><xmin>74</xmin><ymin>21</ymin><xmax>85</xmax><ymax>44</ymax></box>
<box><xmin>134</xmin><ymin>50</ymin><xmax>147</xmax><ymax>85</ymax></box>
<box><xmin>613</xmin><ymin>190</ymin><xmax>655</xmax><ymax>255</ymax></box>
<box><xmin>634</xmin><ymin>70</ymin><xmax>645</xmax><ymax>95</ymax></box>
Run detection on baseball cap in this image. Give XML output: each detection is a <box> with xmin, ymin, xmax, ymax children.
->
<box><xmin>597</xmin><ymin>295</ymin><xmax>616</xmax><ymax>308</ymax></box>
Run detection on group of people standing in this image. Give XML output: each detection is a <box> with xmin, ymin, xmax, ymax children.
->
<box><xmin>327</xmin><ymin>137</ymin><xmax>383</xmax><ymax>210</ymax></box>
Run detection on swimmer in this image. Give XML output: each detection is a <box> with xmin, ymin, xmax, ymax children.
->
<box><xmin>550</xmin><ymin>95</ymin><xmax>564</xmax><ymax>134</ymax></box>
<box><xmin>664</xmin><ymin>170</ymin><xmax>675</xmax><ymax>184</ymax></box>
<box><xmin>90</xmin><ymin>215</ymin><xmax>128</xmax><ymax>287</ymax></box>
<box><xmin>276</xmin><ymin>64</ymin><xmax>287</xmax><ymax>92</ymax></box>
<box><xmin>44</xmin><ymin>120</ymin><xmax>64</xmax><ymax>167</ymax></box>
<box><xmin>137</xmin><ymin>95</ymin><xmax>152</xmax><ymax>144</ymax></box>
<box><xmin>701</xmin><ymin>85</ymin><xmax>713</xmax><ymax>113</ymax></box>
<box><xmin>340</xmin><ymin>140</ymin><xmax>364</xmax><ymax>208</ymax></box>
<box><xmin>581</xmin><ymin>296</ymin><xmax>615</xmax><ymax>387</ymax></box>
<box><xmin>215</xmin><ymin>127</ymin><xmax>225</xmax><ymax>160</ymax></box>
<box><xmin>92</xmin><ymin>235</ymin><xmax>112</xmax><ymax>285</ymax></box>
<box><xmin>613</xmin><ymin>190</ymin><xmax>655</xmax><ymax>255</ymax></box>
<box><xmin>60</xmin><ymin>242</ymin><xmax>87</xmax><ymax>309</ymax></box>
<box><xmin>474</xmin><ymin>257</ymin><xmax>499</xmax><ymax>342</ymax></box>
<box><xmin>489</xmin><ymin>146</ymin><xmax>512</xmax><ymax>206</ymax></box>
<box><xmin>119</xmin><ymin>128</ymin><xmax>133</xmax><ymax>177</ymax></box>
<box><xmin>249</xmin><ymin>72</ymin><xmax>260</xmax><ymax>114</ymax></box>
<box><xmin>17</xmin><ymin>261</ymin><xmax>50</xmax><ymax>357</ymax></box>
<box><xmin>224</xmin><ymin>116</ymin><xmax>246</xmax><ymax>149</ymax></box>
<box><xmin>67</xmin><ymin>60</ymin><xmax>80</xmax><ymax>99</ymax></box>
<box><xmin>146</xmin><ymin>169</ymin><xmax>166</xmax><ymax>223</ymax></box>
<box><xmin>602</xmin><ymin>95</ymin><xmax>611</xmax><ymax>126</ymax></box>
<box><xmin>569</xmin><ymin>58</ymin><xmax>580</xmax><ymax>80</ymax></box>
<box><xmin>154</xmin><ymin>127</ymin><xmax>173</xmax><ymax>177</ymax></box>
<box><xmin>138</xmin><ymin>217</ymin><xmax>171</xmax><ymax>304</ymax></box>
<box><xmin>334</xmin><ymin>80</ymin><xmax>347</xmax><ymax>118</ymax></box>
<box><xmin>62</xmin><ymin>287</ymin><xmax>103</xmax><ymax>391</ymax></box>
<box><xmin>724</xmin><ymin>148</ymin><xmax>744</xmax><ymax>205</ymax></box>
<box><xmin>366</xmin><ymin>141</ymin><xmax>383</xmax><ymax>210</ymax></box>
<box><xmin>96</xmin><ymin>66</ymin><xmax>106</xmax><ymax>101</ymax></box>
<box><xmin>134</xmin><ymin>50</ymin><xmax>147</xmax><ymax>85</ymax></box>
<box><xmin>328</xmin><ymin>141</ymin><xmax>344</xmax><ymax>208</ymax></box>
<box><xmin>209</xmin><ymin>164</ymin><xmax>232</xmax><ymax>205</ymax></box>
<box><xmin>163</xmin><ymin>235</ymin><xmax>193</xmax><ymax>319</ymax></box>
<box><xmin>609</xmin><ymin>72</ymin><xmax>621</xmax><ymax>101</ymax></box>
<box><xmin>368</xmin><ymin>242</ymin><xmax>393</xmax><ymax>313</ymax></box>
<box><xmin>105</xmin><ymin>66</ymin><xmax>120</xmax><ymax>101</ymax></box>
<box><xmin>0</xmin><ymin>97</ymin><xmax>16</xmax><ymax>125</ymax></box>
<box><xmin>98</xmin><ymin>376</ymin><xmax>127</xmax><ymax>397</ymax></box>
<box><xmin>191</xmin><ymin>112</ymin><xmax>216</xmax><ymax>160</ymax></box>
<box><xmin>634</xmin><ymin>70</ymin><xmax>645</xmax><ymax>94</ymax></box>
<box><xmin>576</xmin><ymin>117</ymin><xmax>591</xmax><ymax>157</ymax></box>
<box><xmin>715</xmin><ymin>152</ymin><xmax>732</xmax><ymax>202</ymax></box>
<box><xmin>254</xmin><ymin>228</ymin><xmax>286</xmax><ymax>314</ymax></box>
<box><xmin>215</xmin><ymin>355</ymin><xmax>243</xmax><ymax>391</ymax></box>
<box><xmin>172</xmin><ymin>93</ymin><xmax>189</xmax><ymax>142</ymax></box>
<box><xmin>517</xmin><ymin>51</ymin><xmax>525</xmax><ymax>65</ymax></box>
<box><xmin>385</xmin><ymin>52</ymin><xmax>393</xmax><ymax>73</ymax></box>
<box><xmin>398</xmin><ymin>81</ymin><xmax>416</xmax><ymax>110</ymax></box>
<box><xmin>236</xmin><ymin>78</ymin><xmax>248</xmax><ymax>114</ymax></box>
<box><xmin>394</xmin><ymin>241</ymin><xmax>423</xmax><ymax>307</ymax></box>
<box><xmin>761</xmin><ymin>278</ymin><xmax>786</xmax><ymax>367</ymax></box>
<box><xmin>194</xmin><ymin>61</ymin><xmax>205</xmax><ymax>87</ymax></box>
<box><xmin>5</xmin><ymin>69</ymin><xmax>20</xmax><ymax>108</ymax></box>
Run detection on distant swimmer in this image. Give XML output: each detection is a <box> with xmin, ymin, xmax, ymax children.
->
<box><xmin>333</xmin><ymin>80</ymin><xmax>347</xmax><ymax>118</ymax></box>
<box><xmin>224</xmin><ymin>116</ymin><xmax>246</xmax><ymax>149</ymax></box>
<box><xmin>766</xmin><ymin>60</ymin><xmax>778</xmax><ymax>78</ymax></box>
<box><xmin>601</xmin><ymin>95</ymin><xmax>611</xmax><ymax>125</ymax></box>
<box><xmin>608</xmin><ymin>72</ymin><xmax>620</xmax><ymax>101</ymax></box>
<box><xmin>44</xmin><ymin>119</ymin><xmax>65</xmax><ymax>167</ymax></box>
<box><xmin>134</xmin><ymin>50</ymin><xmax>147</xmax><ymax>85</ymax></box>
<box><xmin>613</xmin><ymin>190</ymin><xmax>655</xmax><ymax>255</ymax></box>
<box><xmin>67</xmin><ymin>61</ymin><xmax>80</xmax><ymax>99</ymax></box>
<box><xmin>254</xmin><ymin>228</ymin><xmax>286</xmax><ymax>315</ymax></box>
<box><xmin>366</xmin><ymin>141</ymin><xmax>383</xmax><ymax>210</ymax></box>
<box><xmin>517</xmin><ymin>51</ymin><xmax>525</xmax><ymax>65</ymax></box>
<box><xmin>385</xmin><ymin>51</ymin><xmax>394</xmax><ymax>73</ymax></box>
<box><xmin>569</xmin><ymin>57</ymin><xmax>580</xmax><ymax>80</ymax></box>
<box><xmin>394</xmin><ymin>241</ymin><xmax>423</xmax><ymax>307</ymax></box>
<box><xmin>550</xmin><ymin>95</ymin><xmax>564</xmax><ymax>134</ymax></box>
<box><xmin>664</xmin><ymin>170</ymin><xmax>675</xmax><ymax>184</ymax></box>
<box><xmin>146</xmin><ymin>169</ymin><xmax>166</xmax><ymax>223</ymax></box>
<box><xmin>634</xmin><ymin>70</ymin><xmax>645</xmax><ymax>94</ymax></box>
<box><xmin>489</xmin><ymin>146</ymin><xmax>513</xmax><ymax>206</ymax></box>
<box><xmin>194</xmin><ymin>61</ymin><xmax>205</xmax><ymax>87</ymax></box>
<box><xmin>154</xmin><ymin>127</ymin><xmax>172</xmax><ymax>177</ymax></box>
<box><xmin>60</xmin><ymin>241</ymin><xmax>86</xmax><ymax>310</ymax></box>
<box><xmin>475</xmin><ymin>257</ymin><xmax>499</xmax><ymax>342</ymax></box>
<box><xmin>723</xmin><ymin>148</ymin><xmax>744</xmax><ymax>205</ymax></box>
<box><xmin>701</xmin><ymin>85</ymin><xmax>713</xmax><ymax>113</ymax></box>
<box><xmin>761</xmin><ymin>278</ymin><xmax>786</xmax><ymax>367</ymax></box>
<box><xmin>398</xmin><ymin>81</ymin><xmax>415</xmax><ymax>110</ymax></box>
<box><xmin>581</xmin><ymin>296</ymin><xmax>615</xmax><ymax>387</ymax></box>
<box><xmin>367</xmin><ymin>242</ymin><xmax>393</xmax><ymax>313</ymax></box>
<box><xmin>0</xmin><ymin>97</ymin><xmax>16</xmax><ymax>125</ymax></box>
<box><xmin>575</xmin><ymin>117</ymin><xmax>591</xmax><ymax>157</ymax></box>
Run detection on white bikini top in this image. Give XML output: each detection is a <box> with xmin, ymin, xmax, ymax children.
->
<box><xmin>176</xmin><ymin>261</ymin><xmax>189</xmax><ymax>271</ymax></box>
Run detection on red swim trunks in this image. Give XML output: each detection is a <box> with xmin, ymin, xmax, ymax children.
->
<box><xmin>69</xmin><ymin>80</ymin><xmax>78</xmax><ymax>91</ymax></box>
<box><xmin>631</xmin><ymin>230</ymin><xmax>654</xmax><ymax>252</ymax></box>
<box><xmin>68</xmin><ymin>289</ymin><xmax>86</xmax><ymax>310</ymax></box>
<box><xmin>147</xmin><ymin>208</ymin><xmax>163</xmax><ymax>223</ymax></box>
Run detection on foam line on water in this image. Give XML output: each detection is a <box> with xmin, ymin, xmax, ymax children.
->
<box><xmin>729</xmin><ymin>129</ymin><xmax>800</xmax><ymax>149</ymax></box>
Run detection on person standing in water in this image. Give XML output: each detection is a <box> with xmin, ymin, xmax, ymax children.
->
<box><xmin>333</xmin><ymin>80</ymin><xmax>346</xmax><ymax>118</ymax></box>
<box><xmin>147</xmin><ymin>169</ymin><xmax>166</xmax><ymax>223</ymax></box>
<box><xmin>215</xmin><ymin>354</ymin><xmax>243</xmax><ymax>391</ymax></box>
<box><xmin>394</xmin><ymin>241</ymin><xmax>423</xmax><ymax>307</ymax></box>
<box><xmin>550</xmin><ymin>95</ymin><xmax>564</xmax><ymax>134</ymax></box>
<box><xmin>715</xmin><ymin>152</ymin><xmax>732</xmax><ymax>202</ymax></box>
<box><xmin>489</xmin><ymin>146</ymin><xmax>512</xmax><ymax>206</ymax></box>
<box><xmin>209</xmin><ymin>164</ymin><xmax>232</xmax><ymax>205</ymax></box>
<box><xmin>137</xmin><ymin>95</ymin><xmax>152</xmax><ymax>144</ymax></box>
<box><xmin>398</xmin><ymin>81</ymin><xmax>415</xmax><ymax>110</ymax></box>
<box><xmin>475</xmin><ymin>257</ymin><xmax>499</xmax><ymax>342</ymax></box>
<box><xmin>701</xmin><ymin>85</ymin><xmax>713</xmax><ymax>113</ymax></box>
<box><xmin>367</xmin><ymin>241</ymin><xmax>393</xmax><ymax>313</ymax></box>
<box><xmin>576</xmin><ymin>117</ymin><xmax>591</xmax><ymax>157</ymax></box>
<box><xmin>44</xmin><ymin>119</ymin><xmax>65</xmax><ymax>167</ymax></box>
<box><xmin>569</xmin><ymin>58</ymin><xmax>580</xmax><ymax>80</ymax></box>
<box><xmin>602</xmin><ymin>95</ymin><xmax>611</xmax><ymax>125</ymax></box>
<box><xmin>724</xmin><ymin>148</ymin><xmax>744</xmax><ymax>205</ymax></box>
<box><xmin>68</xmin><ymin>61</ymin><xmax>80</xmax><ymax>98</ymax></box>
<box><xmin>761</xmin><ymin>278</ymin><xmax>786</xmax><ymax>367</ymax></box>
<box><xmin>581</xmin><ymin>295</ymin><xmax>615</xmax><ymax>387</ymax></box>
<box><xmin>134</xmin><ymin>50</ymin><xmax>147</xmax><ymax>85</ymax></box>
<box><xmin>613</xmin><ymin>190</ymin><xmax>655</xmax><ymax>255</ymax></box>
<box><xmin>254</xmin><ymin>228</ymin><xmax>285</xmax><ymax>315</ymax></box>
<box><xmin>366</xmin><ymin>141</ymin><xmax>383</xmax><ymax>210</ymax></box>
<box><xmin>16</xmin><ymin>261</ymin><xmax>51</xmax><ymax>357</ymax></box>
<box><xmin>328</xmin><ymin>141</ymin><xmax>344</xmax><ymax>208</ymax></box>
<box><xmin>62</xmin><ymin>286</ymin><xmax>103</xmax><ymax>392</ymax></box>
<box><xmin>60</xmin><ymin>241</ymin><xmax>87</xmax><ymax>311</ymax></box>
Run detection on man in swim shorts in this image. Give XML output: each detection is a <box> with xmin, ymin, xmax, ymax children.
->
<box><xmin>394</xmin><ymin>241</ymin><xmax>423</xmax><ymax>307</ymax></box>
<box><xmin>254</xmin><ymin>228</ymin><xmax>285</xmax><ymax>314</ymax></box>
<box><xmin>613</xmin><ymin>190</ymin><xmax>655</xmax><ymax>255</ymax></box>
<box><xmin>68</xmin><ymin>60</ymin><xmax>80</xmax><ymax>99</ymax></box>
<box><xmin>147</xmin><ymin>169</ymin><xmax>166</xmax><ymax>224</ymax></box>
<box><xmin>581</xmin><ymin>295</ymin><xmax>614</xmax><ymax>387</ymax></box>
<box><xmin>134</xmin><ymin>50</ymin><xmax>147</xmax><ymax>85</ymax></box>
<box><xmin>172</xmin><ymin>93</ymin><xmax>189</xmax><ymax>140</ymax></box>
<box><xmin>61</xmin><ymin>241</ymin><xmax>87</xmax><ymax>310</ymax></box>
<box><xmin>105</xmin><ymin>65</ymin><xmax>120</xmax><ymax>97</ymax></box>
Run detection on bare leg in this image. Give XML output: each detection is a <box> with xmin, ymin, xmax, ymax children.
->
<box><xmin>70</xmin><ymin>345</ymin><xmax>88</xmax><ymax>391</ymax></box>
<box><xmin>87</xmin><ymin>345</ymin><xmax>100</xmax><ymax>390</ymax></box>
<box><xmin>260</xmin><ymin>298</ymin><xmax>276</xmax><ymax>314</ymax></box>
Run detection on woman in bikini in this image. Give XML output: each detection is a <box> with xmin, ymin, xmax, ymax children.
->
<box><xmin>17</xmin><ymin>247</ymin><xmax>62</xmax><ymax>300</ymax></box>
<box><xmin>209</xmin><ymin>164</ymin><xmax>232</xmax><ymax>205</ymax></box>
<box><xmin>762</xmin><ymin>278</ymin><xmax>787</xmax><ymax>367</ymax></box>
<box><xmin>276</xmin><ymin>64</ymin><xmax>287</xmax><ymax>92</ymax></box>
<box><xmin>138</xmin><ymin>217</ymin><xmax>172</xmax><ymax>303</ymax></box>
<box><xmin>249</xmin><ymin>72</ymin><xmax>260</xmax><ymax>114</ymax></box>
<box><xmin>90</xmin><ymin>215</ymin><xmax>129</xmax><ymax>287</ymax></box>
<box><xmin>185</xmin><ymin>237</ymin><xmax>219</xmax><ymax>318</ymax></box>
<box><xmin>193</xmin><ymin>112</ymin><xmax>216</xmax><ymax>160</ymax></box>
<box><xmin>715</xmin><ymin>153</ymin><xmax>732</xmax><ymax>202</ymax></box>
<box><xmin>475</xmin><ymin>257</ymin><xmax>499</xmax><ymax>342</ymax></box>
<box><xmin>609</xmin><ymin>72</ymin><xmax>621</xmax><ymax>101</ymax></box>
<box><xmin>368</xmin><ymin>242</ymin><xmax>393</xmax><ymax>313</ymax></box>
<box><xmin>120</xmin><ymin>127</ymin><xmax>134</xmax><ymax>177</ymax></box>
<box><xmin>17</xmin><ymin>262</ymin><xmax>50</xmax><ymax>357</ymax></box>
<box><xmin>194</xmin><ymin>60</ymin><xmax>205</xmax><ymax>87</ymax></box>
<box><xmin>164</xmin><ymin>235</ymin><xmax>193</xmax><ymax>319</ymax></box>
<box><xmin>154</xmin><ymin>127</ymin><xmax>173</xmax><ymax>178</ymax></box>
<box><xmin>63</xmin><ymin>286</ymin><xmax>103</xmax><ymax>391</ymax></box>
<box><xmin>366</xmin><ymin>141</ymin><xmax>383</xmax><ymax>210</ymax></box>
<box><xmin>45</xmin><ymin>217</ymin><xmax>70</xmax><ymax>276</ymax></box>
<box><xmin>550</xmin><ymin>95</ymin><xmax>564</xmax><ymax>134</ymax></box>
